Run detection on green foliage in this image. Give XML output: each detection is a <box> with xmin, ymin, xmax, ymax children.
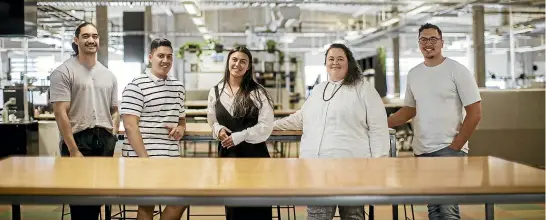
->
<box><xmin>177</xmin><ymin>42</ymin><xmax>203</xmax><ymax>59</ymax></box>
<box><xmin>266</xmin><ymin>40</ymin><xmax>277</xmax><ymax>53</ymax></box>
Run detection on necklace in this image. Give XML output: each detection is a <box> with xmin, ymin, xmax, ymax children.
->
<box><xmin>322</xmin><ymin>82</ymin><xmax>343</xmax><ymax>101</ymax></box>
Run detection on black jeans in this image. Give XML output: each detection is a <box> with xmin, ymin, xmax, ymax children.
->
<box><xmin>60</xmin><ymin>127</ymin><xmax>117</xmax><ymax>220</ymax></box>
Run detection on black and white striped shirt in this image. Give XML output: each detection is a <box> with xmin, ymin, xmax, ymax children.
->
<box><xmin>120</xmin><ymin>69</ymin><xmax>185</xmax><ymax>157</ymax></box>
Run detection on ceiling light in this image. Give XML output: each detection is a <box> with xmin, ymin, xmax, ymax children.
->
<box><xmin>198</xmin><ymin>26</ymin><xmax>208</xmax><ymax>33</ymax></box>
<box><xmin>163</xmin><ymin>7</ymin><xmax>173</xmax><ymax>16</ymax></box>
<box><xmin>405</xmin><ymin>5</ymin><xmax>433</xmax><ymax>16</ymax></box>
<box><xmin>184</xmin><ymin>3</ymin><xmax>199</xmax><ymax>15</ymax></box>
<box><xmin>513</xmin><ymin>27</ymin><xmax>534</xmax><ymax>34</ymax></box>
<box><xmin>361</xmin><ymin>27</ymin><xmax>378</xmax><ymax>35</ymax></box>
<box><xmin>380</xmin><ymin>17</ymin><xmax>400</xmax><ymax>27</ymax></box>
<box><xmin>192</xmin><ymin>17</ymin><xmax>205</xmax><ymax>26</ymax></box>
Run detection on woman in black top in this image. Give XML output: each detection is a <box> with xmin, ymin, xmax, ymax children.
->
<box><xmin>206</xmin><ymin>46</ymin><xmax>275</xmax><ymax>219</ymax></box>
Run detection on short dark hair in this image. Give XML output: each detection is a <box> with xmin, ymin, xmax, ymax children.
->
<box><xmin>72</xmin><ymin>22</ymin><xmax>96</xmax><ymax>56</ymax></box>
<box><xmin>324</xmin><ymin>43</ymin><xmax>363</xmax><ymax>86</ymax></box>
<box><xmin>150</xmin><ymin>38</ymin><xmax>173</xmax><ymax>54</ymax></box>
<box><xmin>418</xmin><ymin>23</ymin><xmax>442</xmax><ymax>39</ymax></box>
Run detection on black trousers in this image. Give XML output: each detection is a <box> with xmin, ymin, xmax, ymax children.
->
<box><xmin>60</xmin><ymin>127</ymin><xmax>117</xmax><ymax>220</ymax></box>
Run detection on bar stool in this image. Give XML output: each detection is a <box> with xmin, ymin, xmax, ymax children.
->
<box><xmin>389</xmin><ymin>128</ymin><xmax>415</xmax><ymax>220</ymax></box>
<box><xmin>333</xmin><ymin>206</ymin><xmax>372</xmax><ymax>220</ymax></box>
<box><xmin>111</xmin><ymin>204</ymin><xmax>163</xmax><ymax>219</ymax></box>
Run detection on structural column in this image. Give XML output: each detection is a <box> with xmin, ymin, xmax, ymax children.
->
<box><xmin>392</xmin><ymin>4</ymin><xmax>400</xmax><ymax>95</ymax></box>
<box><xmin>472</xmin><ymin>5</ymin><xmax>486</xmax><ymax>87</ymax></box>
<box><xmin>144</xmin><ymin>6</ymin><xmax>152</xmax><ymax>57</ymax></box>
<box><xmin>392</xmin><ymin>36</ymin><xmax>400</xmax><ymax>94</ymax></box>
<box><xmin>96</xmin><ymin>6</ymin><xmax>108</xmax><ymax>67</ymax></box>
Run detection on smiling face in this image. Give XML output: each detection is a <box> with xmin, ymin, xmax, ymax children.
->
<box><xmin>228</xmin><ymin>51</ymin><xmax>249</xmax><ymax>79</ymax></box>
<box><xmin>148</xmin><ymin>46</ymin><xmax>173</xmax><ymax>78</ymax></box>
<box><xmin>419</xmin><ymin>28</ymin><xmax>444</xmax><ymax>60</ymax></box>
<box><xmin>74</xmin><ymin>25</ymin><xmax>99</xmax><ymax>55</ymax></box>
<box><xmin>325</xmin><ymin>48</ymin><xmax>348</xmax><ymax>81</ymax></box>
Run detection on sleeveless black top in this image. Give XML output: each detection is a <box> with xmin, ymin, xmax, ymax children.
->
<box><xmin>214</xmin><ymin>85</ymin><xmax>270</xmax><ymax>158</ymax></box>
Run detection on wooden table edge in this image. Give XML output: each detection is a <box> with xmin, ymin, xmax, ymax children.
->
<box><xmin>0</xmin><ymin>187</ymin><xmax>543</xmax><ymax>197</ymax></box>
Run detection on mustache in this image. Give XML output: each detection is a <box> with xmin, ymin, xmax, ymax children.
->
<box><xmin>85</xmin><ymin>43</ymin><xmax>96</xmax><ymax>46</ymax></box>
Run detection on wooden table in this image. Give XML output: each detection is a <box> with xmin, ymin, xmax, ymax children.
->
<box><xmin>0</xmin><ymin>156</ymin><xmax>543</xmax><ymax>220</ymax></box>
<box><xmin>185</xmin><ymin>109</ymin><xmax>297</xmax><ymax>118</ymax></box>
<box><xmin>118</xmin><ymin>123</ymin><xmax>302</xmax><ymax>142</ymax></box>
<box><xmin>186</xmin><ymin>100</ymin><xmax>281</xmax><ymax>109</ymax></box>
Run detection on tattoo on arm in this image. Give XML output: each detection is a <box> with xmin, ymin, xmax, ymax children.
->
<box><xmin>111</xmin><ymin>106</ymin><xmax>120</xmax><ymax>134</ymax></box>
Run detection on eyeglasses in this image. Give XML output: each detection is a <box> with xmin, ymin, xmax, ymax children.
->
<box><xmin>418</xmin><ymin>37</ymin><xmax>441</xmax><ymax>45</ymax></box>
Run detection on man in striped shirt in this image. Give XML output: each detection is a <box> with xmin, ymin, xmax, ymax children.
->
<box><xmin>120</xmin><ymin>38</ymin><xmax>187</xmax><ymax>219</ymax></box>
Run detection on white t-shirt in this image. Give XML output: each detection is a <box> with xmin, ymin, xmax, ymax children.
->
<box><xmin>404</xmin><ymin>58</ymin><xmax>481</xmax><ymax>155</ymax></box>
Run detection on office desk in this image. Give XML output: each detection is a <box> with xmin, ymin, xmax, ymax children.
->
<box><xmin>0</xmin><ymin>156</ymin><xmax>543</xmax><ymax>220</ymax></box>
<box><xmin>119</xmin><ymin>123</ymin><xmax>302</xmax><ymax>142</ymax></box>
<box><xmin>186</xmin><ymin>100</ymin><xmax>281</xmax><ymax>109</ymax></box>
<box><xmin>185</xmin><ymin>109</ymin><xmax>297</xmax><ymax>118</ymax></box>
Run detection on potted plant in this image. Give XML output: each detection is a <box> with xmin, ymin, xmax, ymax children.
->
<box><xmin>266</xmin><ymin>40</ymin><xmax>277</xmax><ymax>53</ymax></box>
<box><xmin>205</xmin><ymin>39</ymin><xmax>224</xmax><ymax>53</ymax></box>
<box><xmin>177</xmin><ymin>42</ymin><xmax>203</xmax><ymax>59</ymax></box>
<box><xmin>278</xmin><ymin>51</ymin><xmax>284</xmax><ymax>63</ymax></box>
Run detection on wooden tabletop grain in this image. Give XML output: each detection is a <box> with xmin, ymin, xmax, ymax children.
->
<box><xmin>0</xmin><ymin>156</ymin><xmax>543</xmax><ymax>196</ymax></box>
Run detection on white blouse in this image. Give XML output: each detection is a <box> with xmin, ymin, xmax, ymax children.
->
<box><xmin>206</xmin><ymin>83</ymin><xmax>274</xmax><ymax>146</ymax></box>
<box><xmin>273</xmin><ymin>79</ymin><xmax>390</xmax><ymax>158</ymax></box>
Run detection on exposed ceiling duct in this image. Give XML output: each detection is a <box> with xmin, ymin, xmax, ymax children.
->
<box><xmin>347</xmin><ymin>0</ymin><xmax>480</xmax><ymax>47</ymax></box>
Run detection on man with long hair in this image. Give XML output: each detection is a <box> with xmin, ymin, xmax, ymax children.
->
<box><xmin>49</xmin><ymin>22</ymin><xmax>120</xmax><ymax>220</ymax></box>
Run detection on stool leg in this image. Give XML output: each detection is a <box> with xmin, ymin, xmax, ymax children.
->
<box><xmin>61</xmin><ymin>204</ymin><xmax>65</xmax><ymax>220</ymax></box>
<box><xmin>392</xmin><ymin>205</ymin><xmax>398</xmax><ymax>220</ymax></box>
<box><xmin>368</xmin><ymin>205</ymin><xmax>374</xmax><ymax>220</ymax></box>
<box><xmin>292</xmin><ymin>206</ymin><xmax>296</xmax><ymax>220</ymax></box>
<box><xmin>104</xmin><ymin>205</ymin><xmax>110</xmax><ymax>220</ymax></box>
<box><xmin>123</xmin><ymin>204</ymin><xmax>127</xmax><ymax>220</ymax></box>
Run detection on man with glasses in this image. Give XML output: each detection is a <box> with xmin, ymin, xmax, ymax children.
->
<box><xmin>387</xmin><ymin>23</ymin><xmax>482</xmax><ymax>220</ymax></box>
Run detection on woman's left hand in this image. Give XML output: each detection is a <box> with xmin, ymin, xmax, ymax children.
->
<box><xmin>221</xmin><ymin>136</ymin><xmax>234</xmax><ymax>148</ymax></box>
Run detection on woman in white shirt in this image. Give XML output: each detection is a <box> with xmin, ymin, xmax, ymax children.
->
<box><xmin>207</xmin><ymin>46</ymin><xmax>274</xmax><ymax>220</ymax></box>
<box><xmin>274</xmin><ymin>43</ymin><xmax>390</xmax><ymax>220</ymax></box>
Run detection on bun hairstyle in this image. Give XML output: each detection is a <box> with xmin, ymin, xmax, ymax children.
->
<box><xmin>71</xmin><ymin>22</ymin><xmax>96</xmax><ymax>57</ymax></box>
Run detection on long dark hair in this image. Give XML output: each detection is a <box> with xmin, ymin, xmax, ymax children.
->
<box><xmin>218</xmin><ymin>46</ymin><xmax>274</xmax><ymax>118</ymax></box>
<box><xmin>71</xmin><ymin>22</ymin><xmax>96</xmax><ymax>57</ymax></box>
<box><xmin>324</xmin><ymin>43</ymin><xmax>363</xmax><ymax>86</ymax></box>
